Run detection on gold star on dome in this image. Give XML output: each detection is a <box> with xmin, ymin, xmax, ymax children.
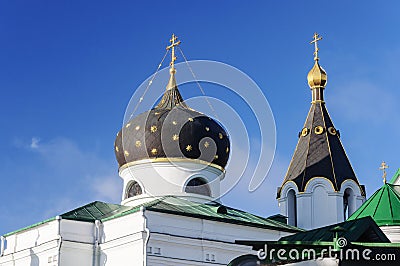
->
<box><xmin>135</xmin><ymin>140</ymin><xmax>141</xmax><ymax>147</ymax></box>
<box><xmin>150</xmin><ymin>125</ymin><xmax>157</xmax><ymax>133</ymax></box>
<box><xmin>188</xmin><ymin>117</ymin><xmax>194</xmax><ymax>122</ymax></box>
<box><xmin>204</xmin><ymin>141</ymin><xmax>210</xmax><ymax>148</ymax></box>
<box><xmin>125</xmin><ymin>123</ymin><xmax>131</xmax><ymax>128</ymax></box>
<box><xmin>151</xmin><ymin>148</ymin><xmax>158</xmax><ymax>155</ymax></box>
<box><xmin>219</xmin><ymin>133</ymin><xmax>223</xmax><ymax>139</ymax></box>
<box><xmin>205</xmin><ymin>127</ymin><xmax>210</xmax><ymax>132</ymax></box>
<box><xmin>214</xmin><ymin>155</ymin><xmax>219</xmax><ymax>159</ymax></box>
<box><xmin>115</xmin><ymin>146</ymin><xmax>119</xmax><ymax>152</ymax></box>
<box><xmin>226</xmin><ymin>147</ymin><xmax>229</xmax><ymax>153</ymax></box>
<box><xmin>172</xmin><ymin>134</ymin><xmax>179</xmax><ymax>141</ymax></box>
<box><xmin>186</xmin><ymin>145</ymin><xmax>192</xmax><ymax>151</ymax></box>
<box><xmin>135</xmin><ymin>125</ymin><xmax>140</xmax><ymax>131</ymax></box>
<box><xmin>124</xmin><ymin>150</ymin><xmax>129</xmax><ymax>156</ymax></box>
<box><xmin>172</xmin><ymin>121</ymin><xmax>177</xmax><ymax>125</ymax></box>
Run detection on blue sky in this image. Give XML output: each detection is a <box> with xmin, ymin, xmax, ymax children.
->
<box><xmin>1</xmin><ymin>1</ymin><xmax>400</xmax><ymax>235</ymax></box>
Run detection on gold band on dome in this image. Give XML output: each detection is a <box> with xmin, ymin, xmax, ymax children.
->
<box><xmin>119</xmin><ymin>157</ymin><xmax>226</xmax><ymax>173</ymax></box>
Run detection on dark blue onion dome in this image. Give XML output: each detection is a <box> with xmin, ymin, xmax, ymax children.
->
<box><xmin>114</xmin><ymin>68</ymin><xmax>230</xmax><ymax>169</ymax></box>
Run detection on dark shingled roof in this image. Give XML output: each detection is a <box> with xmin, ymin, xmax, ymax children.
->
<box><xmin>278</xmin><ymin>101</ymin><xmax>364</xmax><ymax>197</ymax></box>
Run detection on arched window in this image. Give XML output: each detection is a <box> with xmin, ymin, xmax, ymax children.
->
<box><xmin>126</xmin><ymin>181</ymin><xmax>142</xmax><ymax>199</ymax></box>
<box><xmin>343</xmin><ymin>188</ymin><xmax>354</xmax><ymax>220</ymax></box>
<box><xmin>287</xmin><ymin>189</ymin><xmax>297</xmax><ymax>226</ymax></box>
<box><xmin>185</xmin><ymin>178</ymin><xmax>211</xmax><ymax>197</ymax></box>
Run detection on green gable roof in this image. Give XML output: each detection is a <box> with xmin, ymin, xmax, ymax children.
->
<box><xmin>348</xmin><ymin>183</ymin><xmax>400</xmax><ymax>226</ymax></box>
<box><xmin>5</xmin><ymin>197</ymin><xmax>301</xmax><ymax>236</ymax></box>
<box><xmin>61</xmin><ymin>196</ymin><xmax>301</xmax><ymax>233</ymax></box>
<box><xmin>61</xmin><ymin>201</ymin><xmax>133</xmax><ymax>222</ymax></box>
<box><xmin>278</xmin><ymin>216</ymin><xmax>389</xmax><ymax>243</ymax></box>
<box><xmin>389</xmin><ymin>168</ymin><xmax>400</xmax><ymax>185</ymax></box>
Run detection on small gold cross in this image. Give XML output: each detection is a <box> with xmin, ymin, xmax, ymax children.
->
<box><xmin>379</xmin><ymin>161</ymin><xmax>389</xmax><ymax>183</ymax></box>
<box><xmin>310</xmin><ymin>32</ymin><xmax>322</xmax><ymax>61</ymax></box>
<box><xmin>166</xmin><ymin>34</ymin><xmax>181</xmax><ymax>68</ymax></box>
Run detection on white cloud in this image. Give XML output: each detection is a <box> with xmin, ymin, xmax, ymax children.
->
<box><xmin>30</xmin><ymin>137</ymin><xmax>40</xmax><ymax>149</ymax></box>
<box><xmin>91</xmin><ymin>175</ymin><xmax>122</xmax><ymax>202</ymax></box>
<box><xmin>13</xmin><ymin>137</ymin><xmax>121</xmax><ymax>219</ymax></box>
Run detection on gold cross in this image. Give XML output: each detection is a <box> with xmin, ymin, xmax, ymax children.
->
<box><xmin>310</xmin><ymin>32</ymin><xmax>322</xmax><ymax>61</ymax></box>
<box><xmin>379</xmin><ymin>161</ymin><xmax>389</xmax><ymax>183</ymax></box>
<box><xmin>166</xmin><ymin>34</ymin><xmax>181</xmax><ymax>68</ymax></box>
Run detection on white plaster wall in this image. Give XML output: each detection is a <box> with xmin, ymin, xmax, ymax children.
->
<box><xmin>0</xmin><ymin>240</ymin><xmax>59</xmax><ymax>266</ymax></box>
<box><xmin>147</xmin><ymin>234</ymin><xmax>253</xmax><ymax>266</ymax></box>
<box><xmin>146</xmin><ymin>211</ymin><xmax>288</xmax><ymax>243</ymax></box>
<box><xmin>280</xmin><ymin>178</ymin><xmax>365</xmax><ymax>230</ymax></box>
<box><xmin>0</xmin><ymin>218</ymin><xmax>101</xmax><ymax>266</ymax></box>
<box><xmin>99</xmin><ymin>233</ymin><xmax>145</xmax><ymax>266</ymax></box>
<box><xmin>380</xmin><ymin>226</ymin><xmax>400</xmax><ymax>243</ymax></box>
<box><xmin>98</xmin><ymin>209</ymin><xmax>292</xmax><ymax>265</ymax></box>
<box><xmin>119</xmin><ymin>160</ymin><xmax>224</xmax><ymax>205</ymax></box>
<box><xmin>59</xmin><ymin>241</ymin><xmax>93</xmax><ymax>266</ymax></box>
<box><xmin>1</xmin><ymin>205</ymin><xmax>295</xmax><ymax>266</ymax></box>
<box><xmin>1</xmin><ymin>220</ymin><xmax>58</xmax><ymax>256</ymax></box>
<box><xmin>296</xmin><ymin>193</ymin><xmax>312</xmax><ymax>229</ymax></box>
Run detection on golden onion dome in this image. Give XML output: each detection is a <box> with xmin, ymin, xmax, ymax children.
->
<box><xmin>307</xmin><ymin>32</ymin><xmax>328</xmax><ymax>89</ymax></box>
<box><xmin>307</xmin><ymin>60</ymin><xmax>327</xmax><ymax>88</ymax></box>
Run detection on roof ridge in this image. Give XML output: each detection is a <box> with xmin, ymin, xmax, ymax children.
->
<box><xmin>320</xmin><ymin>102</ymin><xmax>338</xmax><ymax>190</ymax></box>
<box><xmin>348</xmin><ymin>183</ymin><xmax>400</xmax><ymax>226</ymax></box>
<box><xmin>300</xmin><ymin>103</ymin><xmax>316</xmax><ymax>191</ymax></box>
<box><xmin>389</xmin><ymin>168</ymin><xmax>400</xmax><ymax>184</ymax></box>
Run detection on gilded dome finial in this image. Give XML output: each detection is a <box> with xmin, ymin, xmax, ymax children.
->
<box><xmin>310</xmin><ymin>32</ymin><xmax>322</xmax><ymax>61</ymax></box>
<box><xmin>307</xmin><ymin>32</ymin><xmax>327</xmax><ymax>90</ymax></box>
<box><xmin>165</xmin><ymin>34</ymin><xmax>181</xmax><ymax>90</ymax></box>
<box><xmin>379</xmin><ymin>161</ymin><xmax>389</xmax><ymax>183</ymax></box>
<box><xmin>155</xmin><ymin>34</ymin><xmax>187</xmax><ymax>109</ymax></box>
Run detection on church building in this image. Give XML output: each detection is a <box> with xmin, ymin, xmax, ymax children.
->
<box><xmin>0</xmin><ymin>33</ymin><xmax>399</xmax><ymax>266</ymax></box>
<box><xmin>277</xmin><ymin>33</ymin><xmax>366</xmax><ymax>230</ymax></box>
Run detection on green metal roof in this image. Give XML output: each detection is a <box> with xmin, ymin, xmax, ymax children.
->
<box><xmin>389</xmin><ymin>168</ymin><xmax>400</xmax><ymax>185</ymax></box>
<box><xmin>348</xmin><ymin>183</ymin><xmax>400</xmax><ymax>226</ymax></box>
<box><xmin>61</xmin><ymin>201</ymin><xmax>133</xmax><ymax>222</ymax></box>
<box><xmin>3</xmin><ymin>217</ymin><xmax>56</xmax><ymax>237</ymax></box>
<box><xmin>62</xmin><ymin>196</ymin><xmax>301</xmax><ymax>233</ymax></box>
<box><xmin>3</xmin><ymin>197</ymin><xmax>301</xmax><ymax>236</ymax></box>
<box><xmin>234</xmin><ymin>217</ymin><xmax>391</xmax><ymax>265</ymax></box>
<box><xmin>278</xmin><ymin>216</ymin><xmax>389</xmax><ymax>243</ymax></box>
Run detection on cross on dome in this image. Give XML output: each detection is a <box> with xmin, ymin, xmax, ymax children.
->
<box><xmin>166</xmin><ymin>34</ymin><xmax>181</xmax><ymax>70</ymax></box>
<box><xmin>379</xmin><ymin>161</ymin><xmax>389</xmax><ymax>183</ymax></box>
<box><xmin>310</xmin><ymin>32</ymin><xmax>322</xmax><ymax>61</ymax></box>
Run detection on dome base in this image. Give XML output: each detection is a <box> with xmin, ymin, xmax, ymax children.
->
<box><xmin>119</xmin><ymin>160</ymin><xmax>225</xmax><ymax>206</ymax></box>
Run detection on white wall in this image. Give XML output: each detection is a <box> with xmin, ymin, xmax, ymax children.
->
<box><xmin>119</xmin><ymin>160</ymin><xmax>224</xmax><ymax>206</ymax></box>
<box><xmin>380</xmin><ymin>226</ymin><xmax>400</xmax><ymax>243</ymax></box>
<box><xmin>279</xmin><ymin>178</ymin><xmax>365</xmax><ymax>230</ymax></box>
<box><xmin>1</xmin><ymin>205</ymin><xmax>294</xmax><ymax>266</ymax></box>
